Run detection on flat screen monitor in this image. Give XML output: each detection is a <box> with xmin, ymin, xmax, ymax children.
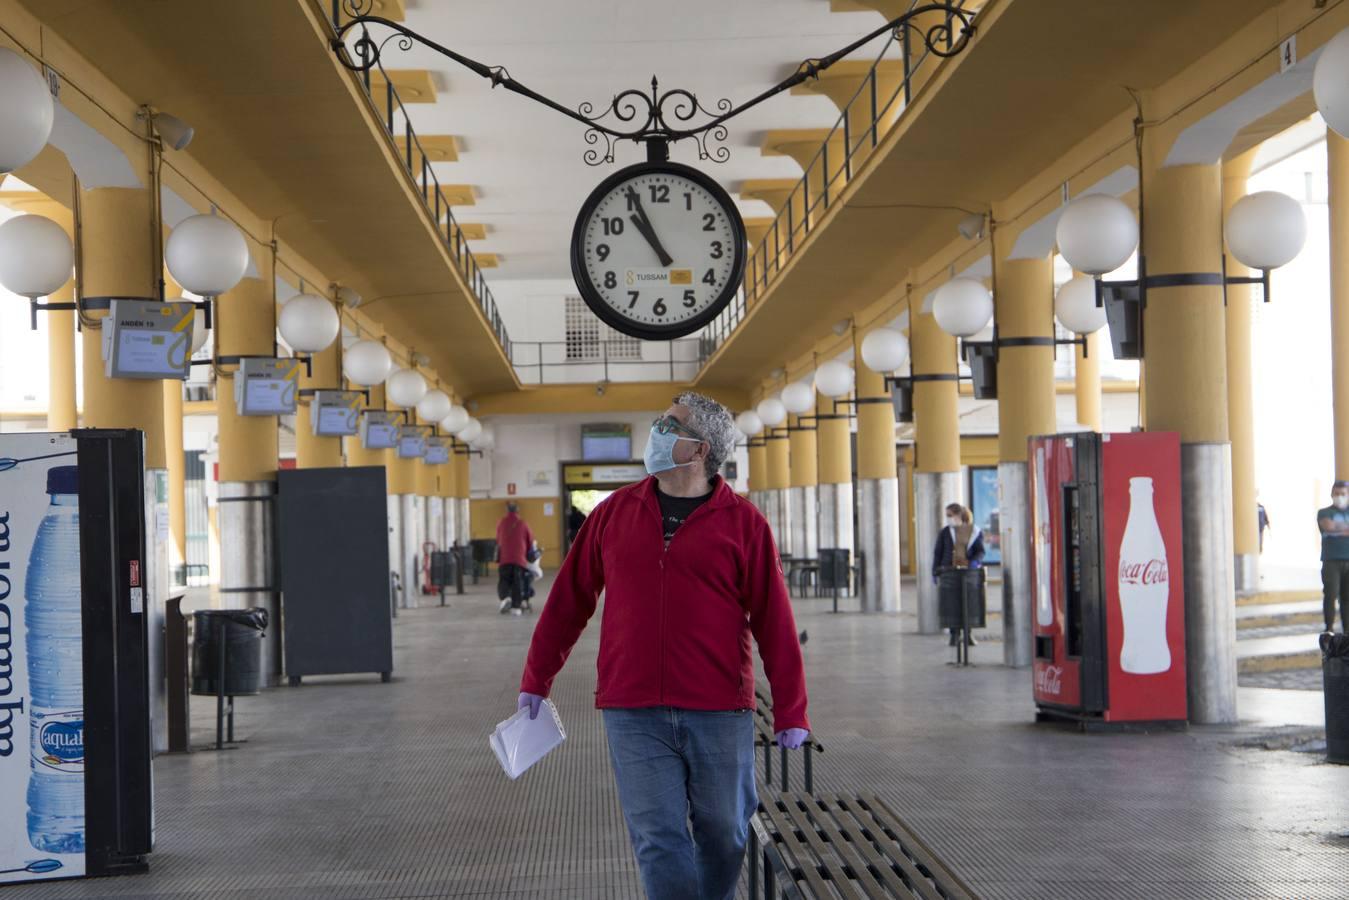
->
<box><xmin>582</xmin><ymin>423</ymin><xmax>631</xmax><ymax>461</ymax></box>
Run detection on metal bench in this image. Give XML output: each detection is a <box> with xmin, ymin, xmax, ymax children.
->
<box><xmin>747</xmin><ymin>792</ymin><xmax>977</xmax><ymax>899</ymax></box>
<box><xmin>754</xmin><ymin>688</ymin><xmax>824</xmax><ymax>794</ymax></box>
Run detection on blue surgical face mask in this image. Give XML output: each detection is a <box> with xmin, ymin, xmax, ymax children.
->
<box><xmin>644</xmin><ymin>428</ymin><xmax>701</xmax><ymax>475</ymax></box>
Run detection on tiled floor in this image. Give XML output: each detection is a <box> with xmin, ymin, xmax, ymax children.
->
<box><xmin>7</xmin><ymin>578</ymin><xmax>1346</xmax><ymax>899</ymax></box>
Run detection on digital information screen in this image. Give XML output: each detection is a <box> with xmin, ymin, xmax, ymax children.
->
<box><xmin>424</xmin><ymin>438</ymin><xmax>450</xmax><ymax>465</ymax></box>
<box><xmin>235</xmin><ymin>357</ymin><xmax>301</xmax><ymax>416</ymax></box>
<box><xmin>104</xmin><ymin>298</ymin><xmax>195</xmax><ymax>380</ymax></box>
<box><xmin>312</xmin><ymin>390</ymin><xmax>362</xmax><ymax>437</ymax></box>
<box><xmin>397</xmin><ymin>425</ymin><xmax>431</xmax><ymax>460</ymax></box>
<box><xmin>361</xmin><ymin>411</ymin><xmax>400</xmax><ymax>450</ymax></box>
<box><xmin>581</xmin><ymin>423</ymin><xmax>632</xmax><ymax>461</ymax></box>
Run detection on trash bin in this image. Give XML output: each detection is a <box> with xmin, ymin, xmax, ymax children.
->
<box><xmin>191</xmin><ymin>608</ymin><xmax>268</xmax><ymax>697</ymax></box>
<box><xmin>938</xmin><ymin>567</ymin><xmax>987</xmax><ymax>630</ymax></box>
<box><xmin>1322</xmin><ymin>631</ymin><xmax>1349</xmax><ymax>765</ymax></box>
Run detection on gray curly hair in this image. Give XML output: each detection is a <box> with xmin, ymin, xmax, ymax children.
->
<box><xmin>673</xmin><ymin>391</ymin><xmax>736</xmax><ymax>480</ymax></box>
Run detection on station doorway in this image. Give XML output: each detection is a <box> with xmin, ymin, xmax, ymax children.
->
<box><xmin>559</xmin><ymin>461</ymin><xmax>646</xmax><ymax>554</ymax></box>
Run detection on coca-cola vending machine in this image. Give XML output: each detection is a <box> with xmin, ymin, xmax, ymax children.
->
<box><xmin>1029</xmin><ymin>431</ymin><xmax>1187</xmax><ymax>724</ymax></box>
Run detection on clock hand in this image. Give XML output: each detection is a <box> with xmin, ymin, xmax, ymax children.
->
<box><xmin>624</xmin><ymin>188</ymin><xmax>675</xmax><ymax>267</ymax></box>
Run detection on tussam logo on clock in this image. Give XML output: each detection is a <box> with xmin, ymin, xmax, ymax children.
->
<box><xmin>625</xmin><ymin>268</ymin><xmax>693</xmax><ymax>286</ymax></box>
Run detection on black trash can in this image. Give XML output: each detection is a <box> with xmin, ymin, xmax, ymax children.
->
<box><xmin>191</xmin><ymin>608</ymin><xmax>268</xmax><ymax>697</ymax></box>
<box><xmin>1322</xmin><ymin>632</ymin><xmax>1349</xmax><ymax>765</ymax></box>
<box><xmin>938</xmin><ymin>567</ymin><xmax>987</xmax><ymax>630</ymax></box>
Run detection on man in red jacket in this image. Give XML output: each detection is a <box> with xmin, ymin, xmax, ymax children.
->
<box><xmin>495</xmin><ymin>501</ymin><xmax>534</xmax><ymax>616</ymax></box>
<box><xmin>517</xmin><ymin>392</ymin><xmax>809</xmax><ymax>900</ymax></box>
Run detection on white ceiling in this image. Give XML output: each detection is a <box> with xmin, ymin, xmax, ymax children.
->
<box><xmin>387</xmin><ymin>0</ymin><xmax>901</xmax><ymax>281</ymax></box>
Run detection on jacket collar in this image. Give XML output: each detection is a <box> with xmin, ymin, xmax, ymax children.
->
<box><xmin>637</xmin><ymin>473</ymin><xmax>734</xmax><ymax>514</ymax></box>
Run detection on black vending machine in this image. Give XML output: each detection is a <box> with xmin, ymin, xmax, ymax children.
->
<box><xmin>0</xmin><ymin>429</ymin><xmax>154</xmax><ymax>885</ymax></box>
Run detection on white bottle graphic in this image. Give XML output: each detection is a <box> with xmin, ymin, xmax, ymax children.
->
<box><xmin>1034</xmin><ymin>446</ymin><xmax>1054</xmax><ymax>627</ymax></box>
<box><xmin>1117</xmin><ymin>476</ymin><xmax>1171</xmax><ymax>674</ymax></box>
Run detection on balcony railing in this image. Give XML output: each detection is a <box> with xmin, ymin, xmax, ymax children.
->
<box><xmin>698</xmin><ymin>0</ymin><xmax>976</xmax><ymax>369</ymax></box>
<box><xmin>511</xmin><ymin>339</ymin><xmax>703</xmax><ymax>386</ymax></box>
<box><xmin>328</xmin><ymin>3</ymin><xmax>512</xmax><ymax>362</ymax></box>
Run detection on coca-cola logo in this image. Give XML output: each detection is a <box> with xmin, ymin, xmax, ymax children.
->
<box><xmin>1035</xmin><ymin>665</ymin><xmax>1063</xmax><ymax>696</ymax></box>
<box><xmin>1119</xmin><ymin>559</ymin><xmax>1168</xmax><ymax>585</ymax></box>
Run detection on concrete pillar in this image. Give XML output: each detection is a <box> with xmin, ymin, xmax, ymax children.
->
<box><xmin>1223</xmin><ymin>154</ymin><xmax>1260</xmax><ymax>593</ymax></box>
<box><xmin>1329</xmin><ymin>132</ymin><xmax>1349</xmax><ymax>481</ymax></box>
<box><xmin>295</xmin><ymin>332</ymin><xmax>343</xmax><ymax>469</ymax></box>
<box><xmin>1142</xmin><ymin>144</ymin><xmax>1236</xmax><ymax>724</ymax></box>
<box><xmin>993</xmin><ymin>251</ymin><xmax>1056</xmax><ymax>667</ymax></box>
<box><xmin>788</xmin><ymin>411</ymin><xmax>819</xmax><ymax>562</ymax></box>
<box><xmin>417</xmin><ymin>422</ymin><xmax>440</xmax><ymax>598</ymax></box>
<box><xmin>856</xmin><ymin>355</ymin><xmax>900</xmax><ymax>612</ymax></box>
<box><xmin>161</xmin><ymin>274</ymin><xmax>187</xmax><ymax>588</ymax></box>
<box><xmin>1075</xmin><ymin>331</ymin><xmax>1103</xmax><ymax>431</ymax></box>
<box><xmin>452</xmin><ymin>442</ymin><xmax>471</xmax><ymax>549</ymax></box>
<box><xmin>78</xmin><ymin>185</ymin><xmax>171</xmax><ymax>748</ymax></box>
<box><xmin>385</xmin><ymin>427</ymin><xmax>420</xmax><ymax>610</ymax></box>
<box><xmin>439</xmin><ymin>440</ymin><xmax>457</xmax><ymax>551</ymax></box>
<box><xmin>911</xmin><ymin>307</ymin><xmax>963</xmax><ymax>633</ymax></box>
<box><xmin>816</xmin><ymin>392</ymin><xmax>854</xmax><ymax>589</ymax></box>
<box><xmin>344</xmin><ymin>384</ymin><xmax>395</xmax><ymax>607</ymax></box>
<box><xmin>765</xmin><ymin>426</ymin><xmax>792</xmax><ymax>554</ymax></box>
<box><xmin>215</xmin><ymin>265</ymin><xmax>281</xmax><ymax>683</ymax></box>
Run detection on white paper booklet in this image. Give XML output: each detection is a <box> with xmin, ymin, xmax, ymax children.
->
<box><xmin>489</xmin><ymin>699</ymin><xmax>566</xmax><ymax>780</ymax></box>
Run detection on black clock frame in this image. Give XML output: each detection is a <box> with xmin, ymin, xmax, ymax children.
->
<box><xmin>570</xmin><ymin>159</ymin><xmax>747</xmax><ymax>342</ymax></box>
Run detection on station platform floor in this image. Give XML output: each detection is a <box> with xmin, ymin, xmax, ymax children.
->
<box><xmin>11</xmin><ymin>577</ymin><xmax>1345</xmax><ymax>900</ymax></box>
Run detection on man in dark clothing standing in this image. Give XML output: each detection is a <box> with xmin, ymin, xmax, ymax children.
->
<box><xmin>496</xmin><ymin>501</ymin><xmax>534</xmax><ymax>616</ymax></box>
<box><xmin>1319</xmin><ymin>481</ymin><xmax>1349</xmax><ymax>633</ymax></box>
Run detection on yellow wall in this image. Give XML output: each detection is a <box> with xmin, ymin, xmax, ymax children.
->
<box><xmin>470</xmin><ymin>497</ymin><xmax>564</xmax><ymax>569</ymax></box>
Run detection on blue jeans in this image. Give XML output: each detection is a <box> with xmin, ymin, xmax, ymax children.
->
<box><xmin>602</xmin><ymin>707</ymin><xmax>756</xmax><ymax>900</ymax></box>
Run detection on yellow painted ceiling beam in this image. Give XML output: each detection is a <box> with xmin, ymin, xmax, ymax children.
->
<box><xmin>337</xmin><ymin>0</ymin><xmax>406</xmax><ymax>24</ymax></box>
<box><xmin>743</xmin><ymin>217</ymin><xmax>775</xmax><ymax>247</ymax></box>
<box><xmin>438</xmin><ymin>185</ymin><xmax>477</xmax><ymax>207</ymax></box>
<box><xmin>469</xmin><ymin>383</ymin><xmax>750</xmax><ymax>417</ymax></box>
<box><xmin>472</xmin><ymin>252</ymin><xmax>500</xmax><ymax>268</ymax></box>
<box><xmin>760</xmin><ymin>128</ymin><xmax>845</xmax><ymax>172</ymax></box>
<box><xmin>791</xmin><ymin>60</ymin><xmax>905</xmax><ymax>111</ymax></box>
<box><xmin>394</xmin><ymin>134</ymin><xmax>459</xmax><ymax>162</ymax></box>
<box><xmin>739</xmin><ymin>179</ymin><xmax>800</xmax><ymax>213</ymax></box>
<box><xmin>458</xmin><ymin>223</ymin><xmax>488</xmax><ymax>240</ymax></box>
<box><xmin>369</xmin><ymin>69</ymin><xmax>437</xmax><ymax>103</ymax></box>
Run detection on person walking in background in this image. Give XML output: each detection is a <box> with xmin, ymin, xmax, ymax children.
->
<box><xmin>516</xmin><ymin>392</ymin><xmax>809</xmax><ymax>900</ymax></box>
<box><xmin>1257</xmin><ymin>500</ymin><xmax>1270</xmax><ymax>554</ymax></box>
<box><xmin>932</xmin><ymin>502</ymin><xmax>985</xmax><ymax>646</ymax></box>
<box><xmin>495</xmin><ymin>501</ymin><xmax>534</xmax><ymax>616</ymax></box>
<box><xmin>566</xmin><ymin>505</ymin><xmax>586</xmax><ymax>547</ymax></box>
<box><xmin>1318</xmin><ymin>482</ymin><xmax>1349</xmax><ymax>633</ymax></box>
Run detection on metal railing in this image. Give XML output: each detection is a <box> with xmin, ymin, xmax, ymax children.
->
<box><xmin>511</xmin><ymin>338</ymin><xmax>703</xmax><ymax>386</ymax></box>
<box><xmin>698</xmin><ymin>0</ymin><xmax>975</xmax><ymax>368</ymax></box>
<box><xmin>328</xmin><ymin>3</ymin><xmax>512</xmax><ymax>361</ymax></box>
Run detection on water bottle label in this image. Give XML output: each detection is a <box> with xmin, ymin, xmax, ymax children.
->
<box><xmin>29</xmin><ymin>709</ymin><xmax>83</xmax><ymax>775</ymax></box>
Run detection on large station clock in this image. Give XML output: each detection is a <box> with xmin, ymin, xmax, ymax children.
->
<box><xmin>570</xmin><ymin>161</ymin><xmax>747</xmax><ymax>341</ymax></box>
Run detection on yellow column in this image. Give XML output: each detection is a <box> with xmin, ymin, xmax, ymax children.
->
<box><xmin>747</xmin><ymin>440</ymin><xmax>767</xmax><ymax>493</ymax></box>
<box><xmin>765</xmin><ymin>428</ymin><xmax>790</xmax><ymax>490</ymax></box>
<box><xmin>1141</xmin><ymin>129</ymin><xmax>1235</xmax><ymax>724</ymax></box>
<box><xmin>215</xmin><ymin>272</ymin><xmax>278</xmax><ymax>483</ymax></box>
<box><xmin>1074</xmin><ymin>332</ymin><xmax>1103</xmax><ymax>432</ymax></box>
<box><xmin>789</xmin><ymin>406</ymin><xmax>819</xmax><ymax>558</ymax></box>
<box><xmin>1329</xmin><ymin>132</ymin><xmax>1349</xmax><ymax>480</ymax></box>
<box><xmin>856</xmin><ymin>351</ymin><xmax>899</xmax><ymax>612</ymax></box>
<box><xmin>817</xmin><ymin>393</ymin><xmax>850</xmax><ymax>486</ymax></box>
<box><xmin>788</xmin><ymin>414</ymin><xmax>818</xmax><ymax>488</ymax></box>
<box><xmin>295</xmin><ymin>335</ymin><xmax>343</xmax><ymax>469</ymax></box>
<box><xmin>453</xmin><ymin>441</ymin><xmax>470</xmax><ymax>501</ymax></box>
<box><xmin>46</xmin><ymin>283</ymin><xmax>77</xmax><ymax>431</ymax></box>
<box><xmin>344</xmin><ymin>384</ymin><xmax>389</xmax><ymax>469</ymax></box>
<box><xmin>162</xmin><ymin>273</ymin><xmax>187</xmax><ymax>584</ymax></box>
<box><xmin>856</xmin><ymin>363</ymin><xmax>896</xmax><ymax>481</ymax></box>
<box><xmin>911</xmin><ymin>306</ymin><xmax>961</xmax><ymax>632</ymax></box>
<box><xmin>79</xmin><ymin>187</ymin><xmax>165</xmax><ymax>467</ymax></box>
<box><xmin>1223</xmin><ymin>153</ymin><xmax>1259</xmax><ymax>590</ymax></box>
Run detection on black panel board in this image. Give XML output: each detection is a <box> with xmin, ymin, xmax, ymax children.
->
<box><xmin>277</xmin><ymin>467</ymin><xmax>392</xmax><ymax>679</ymax></box>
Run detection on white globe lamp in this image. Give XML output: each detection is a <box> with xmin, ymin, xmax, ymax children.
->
<box><xmin>860</xmin><ymin>327</ymin><xmax>909</xmax><ymax>373</ymax></box>
<box><xmin>1225</xmin><ymin>191</ymin><xmax>1306</xmax><ymax>271</ymax></box>
<box><xmin>386</xmin><ymin>367</ymin><xmax>427</xmax><ymax>409</ymax></box>
<box><xmin>1055</xmin><ymin>194</ymin><xmax>1138</xmax><ymax>276</ymax></box>
<box><xmin>735</xmin><ymin>410</ymin><xmax>763</xmax><ymax>437</ymax></box>
<box><xmin>1314</xmin><ymin>28</ymin><xmax>1349</xmax><ymax>139</ymax></box>
<box><xmin>1054</xmin><ymin>275</ymin><xmax>1107</xmax><ymax>334</ymax></box>
<box><xmin>814</xmin><ymin>360</ymin><xmax>854</xmax><ymax>398</ymax></box>
<box><xmin>458</xmin><ymin>418</ymin><xmax>483</xmax><ymax>443</ymax></box>
<box><xmin>756</xmin><ymin>396</ymin><xmax>787</xmax><ymax>428</ymax></box>
<box><xmin>0</xmin><ymin>214</ymin><xmax>72</xmax><ymax>298</ymax></box>
<box><xmin>441</xmin><ymin>404</ymin><xmax>470</xmax><ymax>434</ymax></box>
<box><xmin>416</xmin><ymin>389</ymin><xmax>452</xmax><ymax>424</ymax></box>
<box><xmin>932</xmin><ymin>278</ymin><xmax>993</xmax><ymax>338</ymax></box>
<box><xmin>277</xmin><ymin>293</ymin><xmax>339</xmax><ymax>353</ymax></box>
<box><xmin>781</xmin><ymin>381</ymin><xmax>816</xmax><ymax>415</ymax></box>
<box><xmin>187</xmin><ymin>303</ymin><xmax>211</xmax><ymax>354</ymax></box>
<box><xmin>0</xmin><ymin>48</ymin><xmax>54</xmax><ymax>173</ymax></box>
<box><xmin>165</xmin><ymin>214</ymin><xmax>249</xmax><ymax>297</ymax></box>
<box><xmin>342</xmin><ymin>339</ymin><xmax>391</xmax><ymax>386</ymax></box>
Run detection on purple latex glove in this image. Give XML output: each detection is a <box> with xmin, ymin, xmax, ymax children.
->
<box><xmin>518</xmin><ymin>692</ymin><xmax>545</xmax><ymax>720</ymax></box>
<box><xmin>775</xmin><ymin>728</ymin><xmax>809</xmax><ymax>750</ymax></box>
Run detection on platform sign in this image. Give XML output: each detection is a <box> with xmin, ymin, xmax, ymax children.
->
<box><xmin>102</xmin><ymin>299</ymin><xmax>195</xmax><ymax>380</ymax></box>
<box><xmin>397</xmin><ymin>425</ymin><xmax>431</xmax><ymax>460</ymax></box>
<box><xmin>360</xmin><ymin>411</ymin><xmax>399</xmax><ymax>450</ymax></box>
<box><xmin>234</xmin><ymin>358</ymin><xmax>301</xmax><ymax>416</ymax></box>
<box><xmin>423</xmin><ymin>437</ymin><xmax>450</xmax><ymax>465</ymax></box>
<box><xmin>312</xmin><ymin>390</ymin><xmax>362</xmax><ymax>437</ymax></box>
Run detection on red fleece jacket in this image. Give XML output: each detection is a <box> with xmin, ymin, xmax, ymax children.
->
<box><xmin>519</xmin><ymin>475</ymin><xmax>809</xmax><ymax>732</ymax></box>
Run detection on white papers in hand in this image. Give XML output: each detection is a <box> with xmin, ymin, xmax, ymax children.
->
<box><xmin>489</xmin><ymin>699</ymin><xmax>566</xmax><ymax>780</ymax></box>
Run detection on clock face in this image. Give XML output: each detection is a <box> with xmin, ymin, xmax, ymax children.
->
<box><xmin>571</xmin><ymin>161</ymin><xmax>747</xmax><ymax>340</ymax></box>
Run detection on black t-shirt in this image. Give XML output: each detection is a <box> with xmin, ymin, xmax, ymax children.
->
<box><xmin>656</xmin><ymin>484</ymin><xmax>714</xmax><ymax>546</ymax></box>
